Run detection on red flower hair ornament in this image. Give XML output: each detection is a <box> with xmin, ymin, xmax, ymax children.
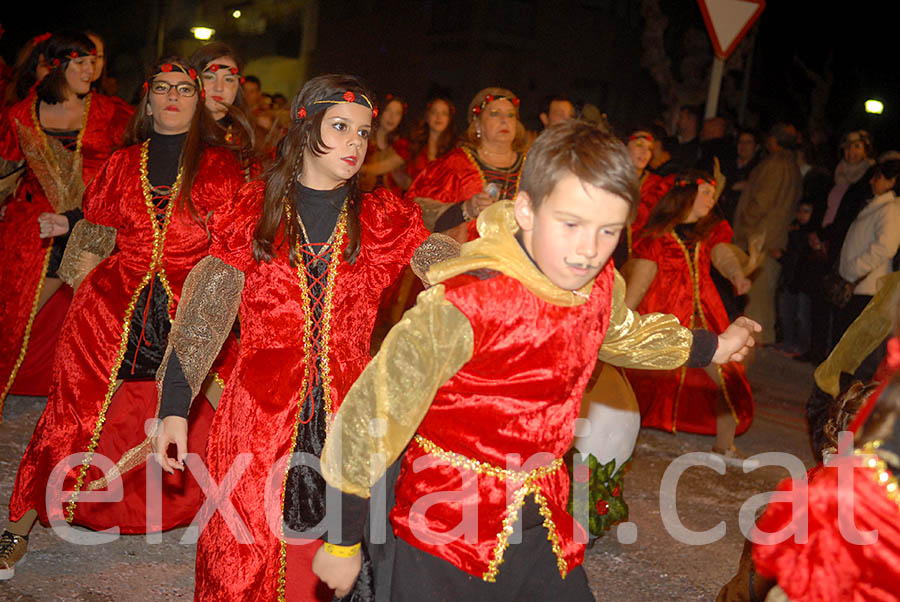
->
<box><xmin>294</xmin><ymin>90</ymin><xmax>376</xmax><ymax>122</ymax></box>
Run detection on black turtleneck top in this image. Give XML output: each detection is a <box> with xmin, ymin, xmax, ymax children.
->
<box><xmin>117</xmin><ymin>131</ymin><xmax>187</xmax><ymax>380</ymax></box>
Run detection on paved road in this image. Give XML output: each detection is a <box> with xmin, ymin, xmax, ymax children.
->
<box><xmin>0</xmin><ymin>348</ymin><xmax>815</xmax><ymax>601</ymax></box>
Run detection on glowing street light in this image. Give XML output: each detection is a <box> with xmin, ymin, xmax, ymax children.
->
<box><xmin>232</xmin><ymin>9</ymin><xmax>242</xmax><ymax>18</ymax></box>
<box><xmin>865</xmin><ymin>99</ymin><xmax>884</xmax><ymax>115</ymax></box>
<box><xmin>191</xmin><ymin>27</ymin><xmax>215</xmax><ymax>41</ymax></box>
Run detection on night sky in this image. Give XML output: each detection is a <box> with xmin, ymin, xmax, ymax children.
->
<box><xmin>2</xmin><ymin>1</ymin><xmax>896</xmax><ymax>155</ymax></box>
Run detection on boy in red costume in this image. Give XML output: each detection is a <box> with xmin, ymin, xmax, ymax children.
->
<box><xmin>313</xmin><ymin>121</ymin><xmax>760</xmax><ymax>600</ymax></box>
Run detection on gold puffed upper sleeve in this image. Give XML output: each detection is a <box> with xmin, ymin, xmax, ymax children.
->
<box><xmin>57</xmin><ymin>218</ymin><xmax>117</xmax><ymax>288</ymax></box>
<box><xmin>597</xmin><ymin>270</ymin><xmax>693</xmax><ymax>369</ymax></box>
<box><xmin>321</xmin><ymin>284</ymin><xmax>474</xmax><ymax>498</ymax></box>
<box><xmin>156</xmin><ymin>255</ymin><xmax>244</xmax><ymax>401</ymax></box>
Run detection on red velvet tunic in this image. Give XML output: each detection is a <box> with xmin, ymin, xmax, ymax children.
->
<box><xmin>626</xmin><ymin>220</ymin><xmax>753</xmax><ymax>435</ymax></box>
<box><xmin>390</xmin><ymin>262</ymin><xmax>616</xmax><ymax>581</ymax></box>
<box><xmin>195</xmin><ymin>183</ymin><xmax>428</xmax><ymax>601</ymax></box>
<box><xmin>8</xmin><ymin>143</ymin><xmax>244</xmax><ymax>533</ymax></box>
<box><xmin>405</xmin><ymin>147</ymin><xmax>522</xmax><ymax>241</ymax></box>
<box><xmin>0</xmin><ymin>91</ymin><xmax>132</xmax><ymax>411</ymax></box>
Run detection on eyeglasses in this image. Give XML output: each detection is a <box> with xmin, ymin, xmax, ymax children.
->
<box><xmin>150</xmin><ymin>81</ymin><xmax>198</xmax><ymax>98</ymax></box>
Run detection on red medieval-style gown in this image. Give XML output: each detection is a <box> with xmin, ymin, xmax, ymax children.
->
<box><xmin>628</xmin><ymin>172</ymin><xmax>675</xmax><ymax>250</ymax></box>
<box><xmin>626</xmin><ymin>220</ymin><xmax>753</xmax><ymax>435</ymax></box>
<box><xmin>406</xmin><ymin>146</ymin><xmax>523</xmax><ymax>242</ymax></box>
<box><xmin>8</xmin><ymin>141</ymin><xmax>244</xmax><ymax>533</ymax></box>
<box><xmin>194</xmin><ymin>184</ymin><xmax>427</xmax><ymax>601</ymax></box>
<box><xmin>0</xmin><ymin>91</ymin><xmax>132</xmax><ymax>412</ymax></box>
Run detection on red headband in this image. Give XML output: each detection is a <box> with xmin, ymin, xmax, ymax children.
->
<box><xmin>295</xmin><ymin>90</ymin><xmax>377</xmax><ymax>121</ymax></box>
<box><xmin>472</xmin><ymin>93</ymin><xmax>520</xmax><ymax>116</ymax></box>
<box><xmin>204</xmin><ymin>63</ymin><xmax>245</xmax><ymax>86</ymax></box>
<box><xmin>676</xmin><ymin>177</ymin><xmax>715</xmax><ymax>188</ymax></box>
<box><xmin>629</xmin><ymin>132</ymin><xmax>655</xmax><ymax>143</ymax></box>
<box><xmin>32</xmin><ymin>32</ymin><xmax>52</xmax><ymax>46</ymax></box>
<box><xmin>146</xmin><ymin>63</ymin><xmax>205</xmax><ymax>98</ymax></box>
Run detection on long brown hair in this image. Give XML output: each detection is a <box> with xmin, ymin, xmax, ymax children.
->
<box><xmin>641</xmin><ymin>170</ymin><xmax>720</xmax><ymax>244</ymax></box>
<box><xmin>123</xmin><ymin>56</ymin><xmax>230</xmax><ymax>222</ymax></box>
<box><xmin>407</xmin><ymin>97</ymin><xmax>457</xmax><ymax>161</ymax></box>
<box><xmin>188</xmin><ymin>42</ymin><xmax>256</xmax><ymax>156</ymax></box>
<box><xmin>252</xmin><ymin>74</ymin><xmax>374</xmax><ymax>266</ymax></box>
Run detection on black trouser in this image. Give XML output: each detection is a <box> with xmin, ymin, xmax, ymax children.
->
<box><xmin>388</xmin><ymin>501</ymin><xmax>595</xmax><ymax>602</ymax></box>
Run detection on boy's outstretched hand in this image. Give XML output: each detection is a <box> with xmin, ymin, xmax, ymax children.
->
<box><xmin>312</xmin><ymin>545</ymin><xmax>362</xmax><ymax>597</ymax></box>
<box><xmin>712</xmin><ymin>316</ymin><xmax>761</xmax><ymax>364</ymax></box>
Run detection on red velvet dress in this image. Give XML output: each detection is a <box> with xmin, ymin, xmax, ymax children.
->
<box><xmin>0</xmin><ymin>91</ymin><xmax>132</xmax><ymax>412</ymax></box>
<box><xmin>405</xmin><ymin>145</ymin><xmax>435</xmax><ymax>183</ymax></box>
<box><xmin>626</xmin><ymin>220</ymin><xmax>753</xmax><ymax>435</ymax></box>
<box><xmin>390</xmin><ymin>262</ymin><xmax>616</xmax><ymax>581</ymax></box>
<box><xmin>195</xmin><ymin>184</ymin><xmax>427</xmax><ymax>601</ymax></box>
<box><xmin>7</xmin><ymin>143</ymin><xmax>244</xmax><ymax>533</ymax></box>
<box><xmin>630</xmin><ymin>172</ymin><xmax>674</xmax><ymax>244</ymax></box>
<box><xmin>405</xmin><ymin>147</ymin><xmax>523</xmax><ymax>241</ymax></box>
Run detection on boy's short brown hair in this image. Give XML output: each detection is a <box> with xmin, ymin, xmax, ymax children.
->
<box><xmin>519</xmin><ymin>120</ymin><xmax>639</xmax><ymax>220</ymax></box>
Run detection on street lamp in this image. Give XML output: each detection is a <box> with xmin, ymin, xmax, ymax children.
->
<box><xmin>865</xmin><ymin>99</ymin><xmax>884</xmax><ymax>115</ymax></box>
<box><xmin>191</xmin><ymin>27</ymin><xmax>215</xmax><ymax>41</ymax></box>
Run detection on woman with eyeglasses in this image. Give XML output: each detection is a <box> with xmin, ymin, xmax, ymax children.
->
<box><xmin>0</xmin><ymin>31</ymin><xmax>133</xmax><ymax>414</ymax></box>
<box><xmin>0</xmin><ymin>56</ymin><xmax>245</xmax><ymax>580</ymax></box>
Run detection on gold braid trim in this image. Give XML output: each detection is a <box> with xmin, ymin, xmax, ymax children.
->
<box><xmin>856</xmin><ymin>440</ymin><xmax>900</xmax><ymax>511</ymax></box>
<box><xmin>410</xmin><ymin>233</ymin><xmax>460</xmax><ymax>287</ymax></box>
<box><xmin>16</xmin><ymin>94</ymin><xmax>91</xmax><ymax>213</ymax></box>
<box><xmin>57</xmin><ymin>219</ymin><xmax>117</xmax><ymax>288</ymax></box>
<box><xmin>672</xmin><ymin>233</ymin><xmax>739</xmax><ymax>429</ymax></box>
<box><xmin>67</xmin><ymin>141</ymin><xmax>182</xmax><ymax>519</ymax></box>
<box><xmin>0</xmin><ymin>247</ymin><xmax>52</xmax><ymax>419</ymax></box>
<box><xmin>277</xmin><ymin>204</ymin><xmax>347</xmax><ymax>602</ymax></box>
<box><xmin>413</xmin><ymin>435</ymin><xmax>566</xmax><ymax>582</ymax></box>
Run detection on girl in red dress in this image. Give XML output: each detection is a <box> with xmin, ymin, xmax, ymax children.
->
<box><xmin>625</xmin><ymin>172</ymin><xmax>754</xmax><ymax>460</ymax></box>
<box><xmin>404</xmin><ymin>97</ymin><xmax>456</xmax><ymax>184</ymax></box>
<box><xmin>151</xmin><ymin>74</ymin><xmax>430</xmax><ymax>601</ymax></box>
<box><xmin>0</xmin><ymin>31</ymin><xmax>132</xmax><ymax>412</ymax></box>
<box><xmin>406</xmin><ymin>87</ymin><xmax>526</xmax><ymax>242</ymax></box>
<box><xmin>189</xmin><ymin>42</ymin><xmax>260</xmax><ymax>179</ymax></box>
<box><xmin>359</xmin><ymin>93</ymin><xmax>408</xmax><ymax>195</ymax></box>
<box><xmin>0</xmin><ymin>57</ymin><xmax>244</xmax><ymax>579</ymax></box>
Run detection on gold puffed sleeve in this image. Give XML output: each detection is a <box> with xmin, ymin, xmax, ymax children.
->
<box><xmin>156</xmin><ymin>255</ymin><xmax>244</xmax><ymax>401</ymax></box>
<box><xmin>410</xmin><ymin>233</ymin><xmax>461</xmax><ymax>287</ymax></box>
<box><xmin>815</xmin><ymin>272</ymin><xmax>900</xmax><ymax>396</ymax></box>
<box><xmin>57</xmin><ymin>218</ymin><xmax>117</xmax><ymax>288</ymax></box>
<box><xmin>597</xmin><ymin>270</ymin><xmax>692</xmax><ymax>369</ymax></box>
<box><xmin>321</xmin><ymin>284</ymin><xmax>474</xmax><ymax>498</ymax></box>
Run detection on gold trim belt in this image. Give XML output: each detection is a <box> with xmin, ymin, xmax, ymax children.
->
<box><xmin>413</xmin><ymin>435</ymin><xmax>563</xmax><ymax>482</ymax></box>
<box><xmin>413</xmin><ymin>434</ymin><xmax>569</xmax><ymax>582</ymax></box>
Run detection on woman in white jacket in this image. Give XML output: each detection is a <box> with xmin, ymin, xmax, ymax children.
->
<box><xmin>837</xmin><ymin>158</ymin><xmax>900</xmax><ymax>340</ymax></box>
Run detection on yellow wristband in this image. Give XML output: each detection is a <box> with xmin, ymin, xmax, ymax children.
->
<box><xmin>322</xmin><ymin>542</ymin><xmax>360</xmax><ymax>558</ymax></box>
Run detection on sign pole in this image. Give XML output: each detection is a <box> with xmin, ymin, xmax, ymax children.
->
<box><xmin>704</xmin><ymin>56</ymin><xmax>725</xmax><ymax>119</ymax></box>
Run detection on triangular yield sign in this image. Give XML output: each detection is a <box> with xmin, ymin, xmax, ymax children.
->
<box><xmin>698</xmin><ymin>0</ymin><xmax>765</xmax><ymax>59</ymax></box>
